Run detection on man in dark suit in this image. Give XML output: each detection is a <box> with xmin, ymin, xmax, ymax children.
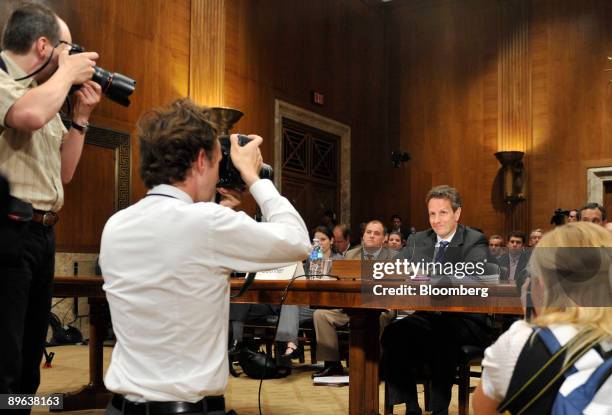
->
<box><xmin>381</xmin><ymin>185</ymin><xmax>492</xmax><ymax>415</ymax></box>
<box><xmin>498</xmin><ymin>231</ymin><xmax>530</xmax><ymax>282</ymax></box>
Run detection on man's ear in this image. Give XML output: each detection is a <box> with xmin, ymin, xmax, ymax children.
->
<box><xmin>194</xmin><ymin>149</ymin><xmax>207</xmax><ymax>173</ymax></box>
<box><xmin>34</xmin><ymin>37</ymin><xmax>51</xmax><ymax>58</ymax></box>
<box><xmin>454</xmin><ymin>206</ymin><xmax>462</xmax><ymax>221</ymax></box>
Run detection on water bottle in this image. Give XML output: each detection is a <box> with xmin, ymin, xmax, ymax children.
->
<box><xmin>309</xmin><ymin>238</ymin><xmax>323</xmax><ymax>278</ymax></box>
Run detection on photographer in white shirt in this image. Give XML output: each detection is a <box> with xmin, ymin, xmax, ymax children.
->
<box><xmin>99</xmin><ymin>98</ymin><xmax>311</xmax><ymax>415</ymax></box>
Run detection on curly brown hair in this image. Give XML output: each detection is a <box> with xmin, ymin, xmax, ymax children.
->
<box><xmin>138</xmin><ymin>98</ymin><xmax>219</xmax><ymax>188</ymax></box>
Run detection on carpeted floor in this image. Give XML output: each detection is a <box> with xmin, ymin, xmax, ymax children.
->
<box><xmin>32</xmin><ymin>344</ymin><xmax>475</xmax><ymax>414</ymax></box>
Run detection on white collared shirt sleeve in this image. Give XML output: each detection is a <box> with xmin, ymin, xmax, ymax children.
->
<box><xmin>210</xmin><ymin>179</ymin><xmax>311</xmax><ymax>272</ymax></box>
<box><xmin>481</xmin><ymin>319</ymin><xmax>533</xmax><ymax>401</ymax></box>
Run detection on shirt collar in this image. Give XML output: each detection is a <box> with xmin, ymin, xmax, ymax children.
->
<box><xmin>147</xmin><ymin>184</ymin><xmax>194</xmax><ymax>204</ymax></box>
<box><xmin>363</xmin><ymin>245</ymin><xmax>383</xmax><ymax>259</ymax></box>
<box><xmin>0</xmin><ymin>51</ymin><xmax>36</xmax><ymax>88</ymax></box>
<box><xmin>436</xmin><ymin>230</ymin><xmax>456</xmax><ymax>246</ymax></box>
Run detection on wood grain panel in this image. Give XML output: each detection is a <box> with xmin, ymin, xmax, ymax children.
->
<box><xmin>55</xmin><ymin>144</ymin><xmax>115</xmax><ymax>252</ymax></box>
<box><xmin>387</xmin><ymin>0</ymin><xmax>501</xmax><ymax>234</ymax></box>
<box><xmin>190</xmin><ymin>0</ymin><xmax>225</xmax><ymax>107</ymax></box>
<box><xmin>529</xmin><ymin>0</ymin><xmax>612</xmax><ymax>229</ymax></box>
<box><xmin>221</xmin><ymin>0</ymin><xmax>387</xmax><ymax>232</ymax></box>
<box><xmin>388</xmin><ymin>0</ymin><xmax>611</xmax><ymax>237</ymax></box>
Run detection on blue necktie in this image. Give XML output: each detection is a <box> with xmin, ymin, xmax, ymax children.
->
<box><xmin>434</xmin><ymin>240</ymin><xmax>449</xmax><ymax>263</ymax></box>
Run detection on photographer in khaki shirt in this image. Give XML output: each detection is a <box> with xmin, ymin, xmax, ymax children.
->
<box><xmin>0</xmin><ymin>2</ymin><xmax>101</xmax><ymax>403</ymax></box>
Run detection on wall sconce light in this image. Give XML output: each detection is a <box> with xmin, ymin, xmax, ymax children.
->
<box><xmin>391</xmin><ymin>151</ymin><xmax>410</xmax><ymax>168</ymax></box>
<box><xmin>207</xmin><ymin>107</ymin><xmax>244</xmax><ymax>134</ymax></box>
<box><xmin>495</xmin><ymin>151</ymin><xmax>526</xmax><ymax>204</ymax></box>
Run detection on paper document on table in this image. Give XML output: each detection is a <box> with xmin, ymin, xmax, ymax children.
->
<box><xmin>254</xmin><ymin>262</ymin><xmax>303</xmax><ymax>280</ymax></box>
<box><xmin>313</xmin><ymin>375</ymin><xmax>349</xmax><ymax>386</ymax></box>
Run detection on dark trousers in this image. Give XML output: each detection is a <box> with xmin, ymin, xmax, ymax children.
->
<box><xmin>0</xmin><ymin>220</ymin><xmax>55</xmax><ymax>412</ymax></box>
<box><xmin>381</xmin><ymin>312</ymin><xmax>490</xmax><ymax>415</ymax></box>
<box><xmin>229</xmin><ymin>303</ymin><xmax>280</xmax><ymax>342</ymax></box>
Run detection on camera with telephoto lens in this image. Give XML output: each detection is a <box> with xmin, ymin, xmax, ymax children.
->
<box><xmin>217</xmin><ymin>135</ymin><xmax>273</xmax><ymax>191</ymax></box>
<box><xmin>68</xmin><ymin>44</ymin><xmax>136</xmax><ymax>107</ymax></box>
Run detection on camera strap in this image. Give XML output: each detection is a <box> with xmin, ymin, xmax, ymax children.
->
<box><xmin>0</xmin><ymin>48</ymin><xmax>55</xmax><ymax>81</ymax></box>
<box><xmin>145</xmin><ymin>193</ymin><xmax>179</xmax><ymax>200</ymax></box>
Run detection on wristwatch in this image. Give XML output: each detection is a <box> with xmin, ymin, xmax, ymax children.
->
<box><xmin>71</xmin><ymin>120</ymin><xmax>89</xmax><ymax>134</ymax></box>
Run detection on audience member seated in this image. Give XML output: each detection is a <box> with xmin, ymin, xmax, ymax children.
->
<box><xmin>332</xmin><ymin>223</ymin><xmax>353</xmax><ymax>257</ymax></box>
<box><xmin>279</xmin><ymin>226</ymin><xmax>341</xmax><ymax>359</ymax></box>
<box><xmin>498</xmin><ymin>231</ymin><xmax>529</xmax><ymax>282</ymax></box>
<box><xmin>312</xmin><ymin>220</ymin><xmax>397</xmax><ymax>378</ymax></box>
<box><xmin>390</xmin><ymin>213</ymin><xmax>410</xmax><ymax>240</ymax></box>
<box><xmin>473</xmin><ymin>222</ymin><xmax>612</xmax><ymax>414</ymax></box>
<box><xmin>528</xmin><ymin>228</ymin><xmax>543</xmax><ymax>247</ymax></box>
<box><xmin>382</xmin><ymin>185</ymin><xmax>492</xmax><ymax>415</ymax></box>
<box><xmin>567</xmin><ymin>208</ymin><xmax>578</xmax><ymax>222</ymax></box>
<box><xmin>387</xmin><ymin>230</ymin><xmax>404</xmax><ymax>252</ymax></box>
<box><xmin>488</xmin><ymin>234</ymin><xmax>505</xmax><ymax>260</ymax></box>
<box><xmin>579</xmin><ymin>202</ymin><xmax>607</xmax><ymax>226</ymax></box>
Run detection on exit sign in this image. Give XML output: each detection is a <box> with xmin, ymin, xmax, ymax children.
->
<box><xmin>311</xmin><ymin>91</ymin><xmax>325</xmax><ymax>106</ymax></box>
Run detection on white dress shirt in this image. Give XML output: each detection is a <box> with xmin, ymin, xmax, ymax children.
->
<box><xmin>99</xmin><ymin>179</ymin><xmax>310</xmax><ymax>402</ymax></box>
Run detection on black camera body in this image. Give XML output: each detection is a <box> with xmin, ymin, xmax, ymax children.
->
<box><xmin>551</xmin><ymin>208</ymin><xmax>570</xmax><ymax>225</ymax></box>
<box><xmin>217</xmin><ymin>135</ymin><xmax>273</xmax><ymax>191</ymax></box>
<box><xmin>68</xmin><ymin>44</ymin><xmax>136</xmax><ymax>107</ymax></box>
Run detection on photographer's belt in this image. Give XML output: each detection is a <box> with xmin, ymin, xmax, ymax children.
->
<box><xmin>7</xmin><ymin>196</ymin><xmax>58</xmax><ymax>226</ymax></box>
<box><xmin>111</xmin><ymin>394</ymin><xmax>225</xmax><ymax>415</ymax></box>
<box><xmin>32</xmin><ymin>209</ymin><xmax>59</xmax><ymax>227</ymax></box>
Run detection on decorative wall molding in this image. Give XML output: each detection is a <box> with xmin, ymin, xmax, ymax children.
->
<box><xmin>274</xmin><ymin>100</ymin><xmax>351</xmax><ymax>225</ymax></box>
<box><xmin>587</xmin><ymin>167</ymin><xmax>612</xmax><ymax>205</ymax></box>
<box><xmin>85</xmin><ymin>126</ymin><xmax>131</xmax><ymax>211</ymax></box>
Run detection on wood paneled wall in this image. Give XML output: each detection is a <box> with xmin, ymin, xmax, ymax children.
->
<box><xmin>2</xmin><ymin>0</ymin><xmax>610</xmax><ymax>251</ymax></box>
<box><xmin>386</xmin><ymin>0</ymin><xmax>501</xmax><ymax>233</ymax></box>
<box><xmin>214</xmin><ymin>0</ymin><xmax>389</xmax><ymax>229</ymax></box>
<box><xmin>529</xmin><ymin>0</ymin><xmax>612</xmax><ymax>232</ymax></box>
<box><xmin>387</xmin><ymin>0</ymin><xmax>612</xmax><ymax>237</ymax></box>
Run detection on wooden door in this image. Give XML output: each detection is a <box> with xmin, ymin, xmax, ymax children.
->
<box><xmin>281</xmin><ymin>118</ymin><xmax>340</xmax><ymax>230</ymax></box>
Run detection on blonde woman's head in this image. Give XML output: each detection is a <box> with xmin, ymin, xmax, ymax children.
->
<box><xmin>527</xmin><ymin>222</ymin><xmax>612</xmax><ymax>335</ymax></box>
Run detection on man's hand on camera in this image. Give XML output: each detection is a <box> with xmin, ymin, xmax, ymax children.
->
<box><xmin>72</xmin><ymin>81</ymin><xmax>102</xmax><ymax>124</ymax></box>
<box><xmin>217</xmin><ymin>187</ymin><xmax>243</xmax><ymax>209</ymax></box>
<box><xmin>57</xmin><ymin>46</ymin><xmax>98</xmax><ymax>85</ymax></box>
<box><xmin>229</xmin><ymin>134</ymin><xmax>263</xmax><ymax>188</ymax></box>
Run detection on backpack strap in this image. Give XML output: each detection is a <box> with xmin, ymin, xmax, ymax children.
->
<box><xmin>498</xmin><ymin>327</ymin><xmax>602</xmax><ymax>415</ymax></box>
<box><xmin>556</xmin><ymin>355</ymin><xmax>612</xmax><ymax>413</ymax></box>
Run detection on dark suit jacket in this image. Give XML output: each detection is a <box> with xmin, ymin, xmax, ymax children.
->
<box><xmin>498</xmin><ymin>249</ymin><xmax>531</xmax><ymax>284</ymax></box>
<box><xmin>345</xmin><ymin>245</ymin><xmax>397</xmax><ymax>260</ymax></box>
<box><xmin>396</xmin><ymin>224</ymin><xmax>492</xmax><ymax>330</ymax></box>
<box><xmin>397</xmin><ymin>224</ymin><xmax>488</xmax><ymax>265</ymax></box>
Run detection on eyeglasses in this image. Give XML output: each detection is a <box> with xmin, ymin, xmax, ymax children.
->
<box><xmin>55</xmin><ymin>40</ymin><xmax>73</xmax><ymax>48</ymax></box>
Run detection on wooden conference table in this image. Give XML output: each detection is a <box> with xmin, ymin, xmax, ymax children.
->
<box><xmin>52</xmin><ymin>261</ymin><xmax>522</xmax><ymax>415</ymax></box>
